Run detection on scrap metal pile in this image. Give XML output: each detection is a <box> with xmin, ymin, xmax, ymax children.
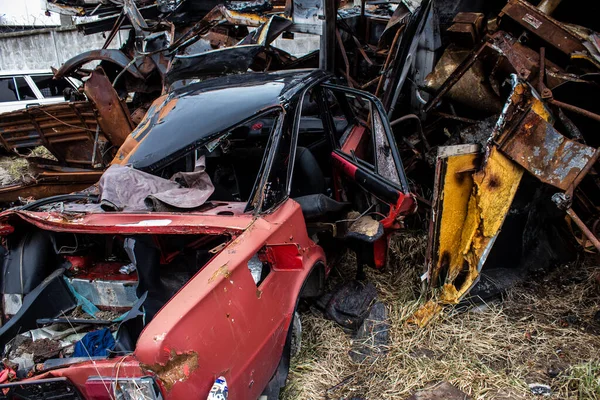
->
<box><xmin>0</xmin><ymin>0</ymin><xmax>597</xmax><ymax>340</ymax></box>
<box><xmin>414</xmin><ymin>0</ymin><xmax>600</xmax><ymax>322</ymax></box>
<box><xmin>1</xmin><ymin>0</ymin><xmax>599</xmax><ymax>303</ymax></box>
<box><xmin>0</xmin><ymin>0</ymin><xmax>439</xmax><ymax>202</ymax></box>
<box><xmin>0</xmin><ymin>0</ymin><xmax>598</xmax><ymax>396</ymax></box>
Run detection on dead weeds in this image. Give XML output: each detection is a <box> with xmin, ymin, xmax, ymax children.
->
<box><xmin>283</xmin><ymin>232</ymin><xmax>600</xmax><ymax>399</ymax></box>
<box><xmin>0</xmin><ymin>146</ymin><xmax>57</xmax><ymax>186</ymax></box>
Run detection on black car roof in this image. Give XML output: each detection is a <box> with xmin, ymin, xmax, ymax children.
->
<box><xmin>124</xmin><ymin>69</ymin><xmax>331</xmax><ymax>171</ymax></box>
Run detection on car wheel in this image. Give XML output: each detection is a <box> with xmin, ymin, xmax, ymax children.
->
<box><xmin>260</xmin><ymin>311</ymin><xmax>301</xmax><ymax>399</ymax></box>
<box><xmin>290</xmin><ymin>311</ymin><xmax>302</xmax><ymax>358</ymax></box>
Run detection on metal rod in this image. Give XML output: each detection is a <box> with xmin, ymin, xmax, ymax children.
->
<box><xmin>360</xmin><ymin>76</ymin><xmax>381</xmax><ymax>90</ymax></box>
<box><xmin>374</xmin><ymin>25</ymin><xmax>403</xmax><ymax>98</ymax></box>
<box><xmin>336</xmin><ymin>29</ymin><xmax>352</xmax><ymax>88</ymax></box>
<box><xmin>538</xmin><ymin>47</ymin><xmax>545</xmax><ymax>94</ymax></box>
<box><xmin>91</xmin><ymin>125</ymin><xmax>100</xmax><ymax>166</ymax></box>
<box><xmin>537</xmin><ymin>0</ymin><xmax>562</xmax><ymax>15</ymax></box>
<box><xmin>549</xmin><ymin>99</ymin><xmax>600</xmax><ymax>123</ymax></box>
<box><xmin>556</xmin><ymin>108</ymin><xmax>584</xmax><ymax>141</ymax></box>
<box><xmin>319</xmin><ymin>0</ymin><xmax>336</xmax><ymax>72</ymax></box>
<box><xmin>433</xmin><ymin>111</ymin><xmax>479</xmax><ymax>125</ymax></box>
<box><xmin>566</xmin><ymin>208</ymin><xmax>600</xmax><ymax>252</ymax></box>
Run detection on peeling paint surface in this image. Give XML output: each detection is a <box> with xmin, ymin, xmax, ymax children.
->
<box><xmin>431</xmin><ymin>152</ymin><xmax>478</xmax><ymax>285</ymax></box>
<box><xmin>208</xmin><ymin>264</ymin><xmax>231</xmax><ymax>283</ymax></box>
<box><xmin>424</xmin><ymin>147</ymin><xmax>523</xmax><ymax>312</ymax></box>
<box><xmin>499</xmin><ymin>109</ymin><xmax>596</xmax><ymax>190</ymax></box>
<box><xmin>143</xmin><ymin>352</ymin><xmax>199</xmax><ymax>391</ymax></box>
<box><xmin>443</xmin><ymin>147</ymin><xmax>523</xmax><ymax>303</ymax></box>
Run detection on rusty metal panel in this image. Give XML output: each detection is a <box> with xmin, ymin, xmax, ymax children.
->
<box><xmin>498</xmin><ymin>109</ymin><xmax>597</xmax><ymax>191</ymax></box>
<box><xmin>0</xmin><ymin>102</ymin><xmax>106</xmax><ymax>168</ymax></box>
<box><xmin>84</xmin><ymin>69</ymin><xmax>134</xmax><ymax>148</ymax></box>
<box><xmin>500</xmin><ymin>0</ymin><xmax>586</xmax><ymax>55</ymax></box>
<box><xmin>426</xmin><ymin>144</ymin><xmax>480</xmax><ymax>288</ymax></box>
<box><xmin>0</xmin><ymin>169</ymin><xmax>103</xmax><ymax>203</ymax></box>
<box><xmin>413</xmin><ymin>145</ymin><xmax>523</xmax><ymax>325</ymax></box>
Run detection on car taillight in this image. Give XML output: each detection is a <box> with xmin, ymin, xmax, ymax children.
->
<box><xmin>85</xmin><ymin>376</ymin><xmax>163</xmax><ymax>400</ymax></box>
<box><xmin>0</xmin><ymin>223</ymin><xmax>14</xmax><ymax>235</ymax></box>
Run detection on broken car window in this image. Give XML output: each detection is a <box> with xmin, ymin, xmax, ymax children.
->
<box><xmin>372</xmin><ymin>108</ymin><xmax>401</xmax><ymax>185</ymax></box>
<box><xmin>328</xmin><ymin>89</ymin><xmax>376</xmax><ymax>169</ymax></box>
<box><xmin>322</xmin><ymin>88</ymin><xmax>350</xmax><ymax>144</ymax></box>
<box><xmin>258</xmin><ymin>111</ymin><xmax>289</xmax><ymax>211</ymax></box>
<box><xmin>125</xmin><ymin>108</ymin><xmax>284</xmax><ymax>212</ymax></box>
<box><xmin>289</xmin><ymin>88</ymin><xmax>335</xmax><ymax>199</ymax></box>
<box><xmin>201</xmin><ymin>109</ymin><xmax>282</xmax><ymax>205</ymax></box>
<box><xmin>30</xmin><ymin>74</ymin><xmax>71</xmax><ymax>98</ymax></box>
<box><xmin>14</xmin><ymin>77</ymin><xmax>37</xmax><ymax>101</ymax></box>
<box><xmin>0</xmin><ymin>78</ymin><xmax>19</xmax><ymax>102</ymax></box>
<box><xmin>324</xmin><ymin>87</ymin><xmax>400</xmax><ymax>184</ymax></box>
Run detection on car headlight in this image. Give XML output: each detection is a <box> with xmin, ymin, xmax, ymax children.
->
<box><xmin>86</xmin><ymin>376</ymin><xmax>163</xmax><ymax>400</ymax></box>
<box><xmin>247</xmin><ymin>254</ymin><xmax>265</xmax><ymax>285</ymax></box>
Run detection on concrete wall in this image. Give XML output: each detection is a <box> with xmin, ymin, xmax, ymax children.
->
<box><xmin>0</xmin><ymin>28</ymin><xmax>125</xmax><ymax>71</ymax></box>
<box><xmin>0</xmin><ymin>0</ymin><xmax>61</xmax><ymax>27</ymax></box>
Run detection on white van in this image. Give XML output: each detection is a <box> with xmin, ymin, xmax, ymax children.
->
<box><xmin>0</xmin><ymin>70</ymin><xmax>79</xmax><ymax>114</ymax></box>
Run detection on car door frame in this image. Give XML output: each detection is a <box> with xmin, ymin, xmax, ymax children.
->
<box><xmin>320</xmin><ymin>82</ymin><xmax>412</xmax><ymax>201</ymax></box>
<box><xmin>318</xmin><ymin>82</ymin><xmax>416</xmax><ymax>266</ymax></box>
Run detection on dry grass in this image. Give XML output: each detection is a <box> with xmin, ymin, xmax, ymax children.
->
<box><xmin>282</xmin><ymin>231</ymin><xmax>600</xmax><ymax>399</ymax></box>
<box><xmin>0</xmin><ymin>146</ymin><xmax>56</xmax><ymax>186</ymax></box>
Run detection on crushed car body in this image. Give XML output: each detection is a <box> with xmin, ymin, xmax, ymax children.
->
<box><xmin>0</xmin><ymin>69</ymin><xmax>417</xmax><ymax>398</ymax></box>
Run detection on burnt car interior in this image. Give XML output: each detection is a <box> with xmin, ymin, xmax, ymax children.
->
<box><xmin>0</xmin><ymin>224</ymin><xmax>233</xmax><ymax>367</ymax></box>
<box><xmin>157</xmin><ymin>109</ymin><xmax>282</xmax><ymax>203</ymax></box>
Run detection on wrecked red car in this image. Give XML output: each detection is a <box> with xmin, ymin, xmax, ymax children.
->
<box><xmin>0</xmin><ymin>69</ymin><xmax>415</xmax><ymax>399</ymax></box>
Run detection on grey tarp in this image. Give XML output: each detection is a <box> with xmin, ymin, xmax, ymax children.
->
<box><xmin>99</xmin><ymin>157</ymin><xmax>214</xmax><ymax>211</ymax></box>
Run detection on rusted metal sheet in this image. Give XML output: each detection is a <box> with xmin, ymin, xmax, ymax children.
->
<box><xmin>0</xmin><ymin>70</ymin><xmax>135</xmax><ymax>173</ymax></box>
<box><xmin>424</xmin><ymin>45</ymin><xmax>504</xmax><ymax>113</ymax></box>
<box><xmin>45</xmin><ymin>2</ymin><xmax>85</xmax><ymax>16</ymax></box>
<box><xmin>413</xmin><ymin>144</ymin><xmax>524</xmax><ymax>325</ymax></box>
<box><xmin>424</xmin><ymin>30</ymin><xmax>547</xmax><ymax>113</ymax></box>
<box><xmin>499</xmin><ymin>0</ymin><xmax>586</xmax><ymax>56</ymax></box>
<box><xmin>425</xmin><ymin>144</ymin><xmax>481</xmax><ymax>289</ymax></box>
<box><xmin>497</xmin><ymin>109</ymin><xmax>597</xmax><ymax>191</ymax></box>
<box><xmin>0</xmin><ymin>68</ymin><xmax>139</xmax><ymax>203</ymax></box>
<box><xmin>446</xmin><ymin>12</ymin><xmax>485</xmax><ymax>47</ymax></box>
<box><xmin>423</xmin><ymin>42</ymin><xmax>487</xmax><ymax>113</ymax></box>
<box><xmin>0</xmin><ymin>102</ymin><xmax>105</xmax><ymax>168</ymax></box>
<box><xmin>83</xmin><ymin>69</ymin><xmax>135</xmax><ymax>148</ymax></box>
<box><xmin>0</xmin><ymin>167</ymin><xmax>103</xmax><ymax>203</ymax></box>
<box><xmin>201</xmin><ymin>4</ymin><xmax>271</xmax><ymax>28</ymax></box>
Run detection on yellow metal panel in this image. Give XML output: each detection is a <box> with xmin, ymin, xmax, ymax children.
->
<box><xmin>441</xmin><ymin>147</ymin><xmax>523</xmax><ymax>304</ymax></box>
<box><xmin>412</xmin><ymin>147</ymin><xmax>524</xmax><ymax>324</ymax></box>
<box><xmin>432</xmin><ymin>153</ymin><xmax>477</xmax><ymax>284</ymax></box>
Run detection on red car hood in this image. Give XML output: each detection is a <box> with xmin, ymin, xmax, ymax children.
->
<box><xmin>0</xmin><ymin>204</ymin><xmax>253</xmax><ymax>235</ymax></box>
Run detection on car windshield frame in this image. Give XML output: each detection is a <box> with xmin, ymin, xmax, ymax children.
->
<box><xmin>132</xmin><ymin>105</ymin><xmax>286</xmax><ymax>215</ymax></box>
